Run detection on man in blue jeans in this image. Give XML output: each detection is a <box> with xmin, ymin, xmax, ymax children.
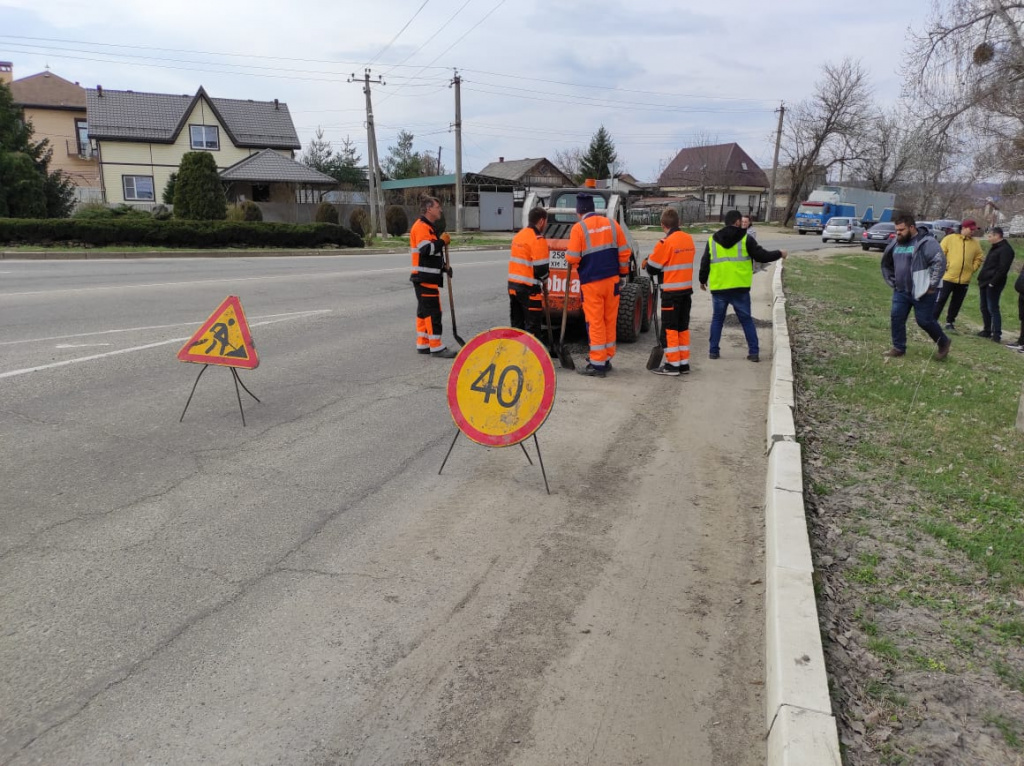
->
<box><xmin>698</xmin><ymin>210</ymin><xmax>786</xmax><ymax>362</ymax></box>
<box><xmin>880</xmin><ymin>213</ymin><xmax>951</xmax><ymax>359</ymax></box>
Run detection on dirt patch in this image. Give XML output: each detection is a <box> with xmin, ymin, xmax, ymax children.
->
<box><xmin>792</xmin><ymin>298</ymin><xmax>1024</xmax><ymax>764</ymax></box>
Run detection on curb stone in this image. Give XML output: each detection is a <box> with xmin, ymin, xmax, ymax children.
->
<box><xmin>765</xmin><ymin>260</ymin><xmax>841</xmax><ymax>765</ymax></box>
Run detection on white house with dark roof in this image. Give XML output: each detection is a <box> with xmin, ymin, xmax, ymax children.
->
<box><xmin>85</xmin><ymin>85</ymin><xmax>330</xmax><ymax>207</ymax></box>
<box><xmin>657</xmin><ymin>142</ymin><xmax>769</xmax><ymax>220</ymax></box>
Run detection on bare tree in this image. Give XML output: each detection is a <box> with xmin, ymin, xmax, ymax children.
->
<box><xmin>553</xmin><ymin>147</ymin><xmax>585</xmax><ymax>185</ymax></box>
<box><xmin>849</xmin><ymin>108</ymin><xmax>924</xmax><ymax>191</ymax></box>
<box><xmin>908</xmin><ymin>1</ymin><xmax>1024</xmax><ymax>177</ymax></box>
<box><xmin>779</xmin><ymin>58</ymin><xmax>873</xmax><ymax>224</ymax></box>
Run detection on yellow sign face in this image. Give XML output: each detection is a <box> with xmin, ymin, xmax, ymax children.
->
<box><xmin>177</xmin><ymin>295</ymin><xmax>258</xmax><ymax>369</ymax></box>
<box><xmin>447</xmin><ymin>328</ymin><xmax>556</xmax><ymax>446</ymax></box>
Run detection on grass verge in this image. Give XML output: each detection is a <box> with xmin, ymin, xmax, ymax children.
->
<box><xmin>784</xmin><ymin>250</ymin><xmax>1024</xmax><ymax>764</ymax></box>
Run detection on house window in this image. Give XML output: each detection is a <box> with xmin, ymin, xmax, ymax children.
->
<box><xmin>727</xmin><ymin>194</ymin><xmax>736</xmax><ymax>207</ymax></box>
<box><xmin>707</xmin><ymin>193</ymin><xmax>716</xmax><ymax>208</ymax></box>
<box><xmin>748</xmin><ymin>195</ymin><xmax>757</xmax><ymax>210</ymax></box>
<box><xmin>741</xmin><ymin>162</ymin><xmax>749</xmax><ymax>171</ymax></box>
<box><xmin>251</xmin><ymin>184</ymin><xmax>271</xmax><ymax>202</ymax></box>
<box><xmin>122</xmin><ymin>175</ymin><xmax>154</xmax><ymax>201</ymax></box>
<box><xmin>190</xmin><ymin>124</ymin><xmax>220</xmax><ymax>150</ymax></box>
<box><xmin>75</xmin><ymin>119</ymin><xmax>90</xmax><ymax>157</ymax></box>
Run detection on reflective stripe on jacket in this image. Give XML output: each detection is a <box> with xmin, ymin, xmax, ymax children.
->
<box><xmin>565</xmin><ymin>213</ymin><xmax>631</xmax><ymax>285</ymax></box>
<box><xmin>410</xmin><ymin>217</ymin><xmax>445</xmax><ymax>285</ymax></box>
<box><xmin>508</xmin><ymin>226</ymin><xmax>550</xmax><ymax>288</ymax></box>
<box><xmin>707</xmin><ymin>235</ymin><xmax>753</xmax><ymax>291</ymax></box>
<box><xmin>646</xmin><ymin>229</ymin><xmax>696</xmax><ymax>292</ymax></box>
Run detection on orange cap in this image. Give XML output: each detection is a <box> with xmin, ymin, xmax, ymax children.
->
<box><xmin>584</xmin><ymin>178</ymin><xmax>597</xmax><ymax>188</ymax></box>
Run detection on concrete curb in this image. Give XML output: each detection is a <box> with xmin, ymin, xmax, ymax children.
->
<box><xmin>0</xmin><ymin>244</ymin><xmax>510</xmax><ymax>260</ymax></box>
<box><xmin>765</xmin><ymin>261</ymin><xmax>842</xmax><ymax>765</ymax></box>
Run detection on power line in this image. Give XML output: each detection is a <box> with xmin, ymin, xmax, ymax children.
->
<box><xmin>364</xmin><ymin>0</ymin><xmax>431</xmax><ymax>67</ymax></box>
<box><xmin>379</xmin><ymin>0</ymin><xmax>475</xmax><ymax>78</ymax></box>
<box><xmin>0</xmin><ymin>33</ymin><xmax>455</xmax><ymax>71</ymax></box>
<box><xmin>381</xmin><ymin>0</ymin><xmax>509</xmax><ymax>102</ymax></box>
<box><xmin>461</xmin><ymin>84</ymin><xmax>772</xmax><ymax>114</ymax></box>
<box><xmin>460</xmin><ymin>66</ymin><xmax>776</xmax><ymax>104</ymax></box>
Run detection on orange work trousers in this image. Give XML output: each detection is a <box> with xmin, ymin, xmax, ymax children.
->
<box><xmin>414</xmin><ymin>282</ymin><xmax>445</xmax><ymax>352</ymax></box>
<box><xmin>580</xmin><ymin>276</ymin><xmax>620</xmax><ymax>367</ymax></box>
<box><xmin>661</xmin><ymin>290</ymin><xmax>692</xmax><ymax>366</ymax></box>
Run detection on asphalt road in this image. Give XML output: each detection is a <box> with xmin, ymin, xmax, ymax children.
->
<box><xmin>0</xmin><ymin>235</ymin><xmax>821</xmax><ymax>765</ymax></box>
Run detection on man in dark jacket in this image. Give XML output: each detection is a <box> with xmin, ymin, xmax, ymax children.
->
<box><xmin>698</xmin><ymin>210</ymin><xmax>786</xmax><ymax>362</ymax></box>
<box><xmin>881</xmin><ymin>213</ymin><xmax>950</xmax><ymax>359</ymax></box>
<box><xmin>977</xmin><ymin>226</ymin><xmax>1016</xmax><ymax>343</ymax></box>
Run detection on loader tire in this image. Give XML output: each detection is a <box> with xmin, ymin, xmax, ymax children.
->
<box><xmin>636</xmin><ymin>276</ymin><xmax>653</xmax><ymax>332</ymax></box>
<box><xmin>616</xmin><ymin>281</ymin><xmax>642</xmax><ymax>343</ymax></box>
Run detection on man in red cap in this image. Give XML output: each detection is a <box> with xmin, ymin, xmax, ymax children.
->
<box><xmin>933</xmin><ymin>219</ymin><xmax>983</xmax><ymax>331</ymax></box>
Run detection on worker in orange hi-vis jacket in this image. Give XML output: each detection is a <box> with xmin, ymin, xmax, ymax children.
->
<box><xmin>565</xmin><ymin>193</ymin><xmax>631</xmax><ymax>377</ymax></box>
<box><xmin>409</xmin><ymin>195</ymin><xmax>456</xmax><ymax>359</ymax></box>
<box><xmin>508</xmin><ymin>207</ymin><xmax>550</xmax><ymax>341</ymax></box>
<box><xmin>643</xmin><ymin>207</ymin><xmax>696</xmax><ymax>377</ymax></box>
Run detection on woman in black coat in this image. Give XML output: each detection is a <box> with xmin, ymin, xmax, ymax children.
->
<box><xmin>977</xmin><ymin>227</ymin><xmax>1016</xmax><ymax>342</ymax></box>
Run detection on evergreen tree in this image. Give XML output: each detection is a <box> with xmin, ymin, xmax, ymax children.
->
<box><xmin>302</xmin><ymin>126</ymin><xmax>335</xmax><ymax>173</ymax></box>
<box><xmin>333</xmin><ymin>135</ymin><xmax>366</xmax><ymax>188</ymax></box>
<box><xmin>382</xmin><ymin>130</ymin><xmax>422</xmax><ymax>180</ymax></box>
<box><xmin>162</xmin><ymin>173</ymin><xmax>177</xmax><ymax>205</ymax></box>
<box><xmin>0</xmin><ymin>81</ymin><xmax>75</xmax><ymax>218</ymax></box>
<box><xmin>579</xmin><ymin>125</ymin><xmax>618</xmax><ymax>180</ymax></box>
<box><xmin>173</xmin><ymin>151</ymin><xmax>227</xmax><ymax>220</ymax></box>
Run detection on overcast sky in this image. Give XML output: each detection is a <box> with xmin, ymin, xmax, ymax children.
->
<box><xmin>1</xmin><ymin>0</ymin><xmax>930</xmax><ymax>181</ymax></box>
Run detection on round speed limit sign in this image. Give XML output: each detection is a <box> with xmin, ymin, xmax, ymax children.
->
<box><xmin>446</xmin><ymin>327</ymin><xmax>556</xmax><ymax>446</ymax></box>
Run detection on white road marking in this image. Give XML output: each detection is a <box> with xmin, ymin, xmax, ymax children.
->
<box><xmin>1</xmin><ymin>260</ymin><xmax>503</xmax><ymax>297</ymax></box>
<box><xmin>55</xmin><ymin>343</ymin><xmax>113</xmax><ymax>349</ymax></box>
<box><xmin>0</xmin><ymin>310</ymin><xmax>331</xmax><ymax>347</ymax></box>
<box><xmin>0</xmin><ymin>311</ymin><xmax>331</xmax><ymax>380</ymax></box>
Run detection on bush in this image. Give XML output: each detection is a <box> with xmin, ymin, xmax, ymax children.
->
<box><xmin>314</xmin><ymin>202</ymin><xmax>339</xmax><ymax>224</ymax></box>
<box><xmin>73</xmin><ymin>203</ymin><xmax>114</xmax><ymax>220</ymax></box>
<box><xmin>226</xmin><ymin>204</ymin><xmax>246</xmax><ymax>222</ymax></box>
<box><xmin>151</xmin><ymin>204</ymin><xmax>172</xmax><ymax>221</ymax></box>
<box><xmin>385</xmin><ymin>205</ymin><xmax>409</xmax><ymax>236</ymax></box>
<box><xmin>162</xmin><ymin>173</ymin><xmax>177</xmax><ymax>205</ymax></box>
<box><xmin>0</xmin><ymin>218</ymin><xmax>365</xmax><ymax>249</ymax></box>
<box><xmin>173</xmin><ymin>152</ymin><xmax>227</xmax><ymax>221</ymax></box>
<box><xmin>349</xmin><ymin>207</ymin><xmax>370</xmax><ymax>237</ymax></box>
<box><xmin>240</xmin><ymin>200</ymin><xmax>263</xmax><ymax>222</ymax></box>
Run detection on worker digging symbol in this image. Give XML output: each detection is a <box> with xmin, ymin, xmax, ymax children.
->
<box><xmin>203</xmin><ymin>318</ymin><xmax>247</xmax><ymax>358</ymax></box>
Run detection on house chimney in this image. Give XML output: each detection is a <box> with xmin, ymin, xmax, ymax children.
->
<box><xmin>0</xmin><ymin>62</ymin><xmax>12</xmax><ymax>86</ymax></box>
<box><xmin>274</xmin><ymin>98</ymin><xmax>279</xmax><ymax>110</ymax></box>
<box><xmin>97</xmin><ymin>84</ymin><xmax>103</xmax><ymax>97</ymax></box>
<box><xmin>499</xmin><ymin>157</ymin><xmax>504</xmax><ymax>163</ymax></box>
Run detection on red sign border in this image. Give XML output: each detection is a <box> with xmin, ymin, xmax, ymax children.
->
<box><xmin>176</xmin><ymin>295</ymin><xmax>260</xmax><ymax>370</ymax></box>
<box><xmin>446</xmin><ymin>327</ymin><xmax>556</xmax><ymax>447</ymax></box>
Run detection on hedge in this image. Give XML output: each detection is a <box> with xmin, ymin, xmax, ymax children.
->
<box><xmin>0</xmin><ymin>218</ymin><xmax>364</xmax><ymax>249</ymax></box>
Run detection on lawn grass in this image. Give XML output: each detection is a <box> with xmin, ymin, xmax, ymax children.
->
<box><xmin>785</xmin><ymin>252</ymin><xmax>1024</xmax><ymax>587</ymax></box>
<box><xmin>784</xmin><ymin>249</ymin><xmax>1024</xmax><ymax>760</ymax></box>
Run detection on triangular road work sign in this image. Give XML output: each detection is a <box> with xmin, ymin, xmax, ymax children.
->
<box><xmin>177</xmin><ymin>295</ymin><xmax>259</xmax><ymax>369</ymax></box>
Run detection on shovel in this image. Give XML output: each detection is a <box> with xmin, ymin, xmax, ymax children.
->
<box><xmin>556</xmin><ymin>264</ymin><xmax>576</xmax><ymax>371</ymax></box>
<box><xmin>443</xmin><ymin>243</ymin><xmax>466</xmax><ymax>347</ymax></box>
<box><xmin>540</xmin><ymin>280</ymin><xmax>559</xmax><ymax>359</ymax></box>
<box><xmin>646</xmin><ymin>279</ymin><xmax>665</xmax><ymax>370</ymax></box>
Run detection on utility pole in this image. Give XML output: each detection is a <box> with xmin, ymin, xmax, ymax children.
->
<box><xmin>766</xmin><ymin>102</ymin><xmax>785</xmax><ymax>224</ymax></box>
<box><xmin>437</xmin><ymin>146</ymin><xmax>442</xmax><ymax>176</ymax></box>
<box><xmin>349</xmin><ymin>69</ymin><xmax>386</xmax><ymax>238</ymax></box>
<box><xmin>451</xmin><ymin>69</ymin><xmax>464</xmax><ymax>233</ymax></box>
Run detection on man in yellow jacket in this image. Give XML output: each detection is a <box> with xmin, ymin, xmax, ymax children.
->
<box><xmin>932</xmin><ymin>219</ymin><xmax>983</xmax><ymax>331</ymax></box>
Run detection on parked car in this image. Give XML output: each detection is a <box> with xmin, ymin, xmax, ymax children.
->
<box><xmin>822</xmin><ymin>216</ymin><xmax>865</xmax><ymax>243</ymax></box>
<box><xmin>861</xmin><ymin>222</ymin><xmax>896</xmax><ymax>251</ymax></box>
<box><xmin>931</xmin><ymin>219</ymin><xmax>961</xmax><ymax>236</ymax></box>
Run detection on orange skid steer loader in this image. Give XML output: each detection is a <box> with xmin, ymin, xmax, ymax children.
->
<box><xmin>523</xmin><ymin>186</ymin><xmax>654</xmax><ymax>342</ymax></box>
